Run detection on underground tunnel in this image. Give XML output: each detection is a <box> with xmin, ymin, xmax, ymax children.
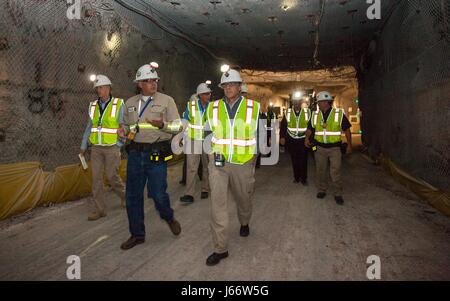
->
<box><xmin>0</xmin><ymin>0</ymin><xmax>449</xmax><ymax>284</ymax></box>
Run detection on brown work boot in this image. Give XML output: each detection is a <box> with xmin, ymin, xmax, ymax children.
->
<box><xmin>167</xmin><ymin>219</ymin><xmax>181</xmax><ymax>236</ymax></box>
<box><xmin>120</xmin><ymin>236</ymin><xmax>145</xmax><ymax>250</ymax></box>
<box><xmin>87</xmin><ymin>211</ymin><xmax>106</xmax><ymax>221</ymax></box>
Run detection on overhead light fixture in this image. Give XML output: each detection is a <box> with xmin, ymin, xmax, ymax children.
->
<box><xmin>294</xmin><ymin>91</ymin><xmax>302</xmax><ymax>98</ymax></box>
<box><xmin>269</xmin><ymin>102</ymin><xmax>273</xmax><ymax>107</ymax></box>
<box><xmin>220</xmin><ymin>64</ymin><xmax>230</xmax><ymax>73</ymax></box>
<box><xmin>89</xmin><ymin>74</ymin><xmax>97</xmax><ymax>82</ymax></box>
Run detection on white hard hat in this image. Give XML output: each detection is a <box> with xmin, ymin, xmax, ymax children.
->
<box><xmin>196</xmin><ymin>82</ymin><xmax>212</xmax><ymax>95</ymax></box>
<box><xmin>316</xmin><ymin>91</ymin><xmax>333</xmax><ymax>102</ymax></box>
<box><xmin>241</xmin><ymin>83</ymin><xmax>249</xmax><ymax>93</ymax></box>
<box><xmin>134</xmin><ymin>62</ymin><xmax>160</xmax><ymax>82</ymax></box>
<box><xmin>219</xmin><ymin>69</ymin><xmax>242</xmax><ymax>88</ymax></box>
<box><xmin>93</xmin><ymin>75</ymin><xmax>112</xmax><ymax>88</ymax></box>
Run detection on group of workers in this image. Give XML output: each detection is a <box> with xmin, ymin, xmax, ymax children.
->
<box><xmin>80</xmin><ymin>62</ymin><xmax>352</xmax><ymax>266</ymax></box>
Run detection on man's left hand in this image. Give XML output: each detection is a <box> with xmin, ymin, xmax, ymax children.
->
<box><xmin>149</xmin><ymin>119</ymin><xmax>164</xmax><ymax>129</ymax></box>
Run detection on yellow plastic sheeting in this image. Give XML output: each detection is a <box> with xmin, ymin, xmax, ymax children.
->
<box><xmin>40</xmin><ymin>164</ymin><xmax>93</xmax><ymax>205</ymax></box>
<box><xmin>0</xmin><ymin>162</ymin><xmax>45</xmax><ymax>220</ymax></box>
<box><xmin>0</xmin><ymin>154</ymin><xmax>181</xmax><ymax>220</ymax></box>
<box><xmin>378</xmin><ymin>155</ymin><xmax>450</xmax><ymax>217</ymax></box>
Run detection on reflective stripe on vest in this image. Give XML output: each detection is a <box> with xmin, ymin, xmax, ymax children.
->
<box><xmin>191</xmin><ymin>100</ymin><xmax>196</xmax><ymax>118</ymax></box>
<box><xmin>212</xmin><ymin>101</ymin><xmax>219</xmax><ymax>127</ymax></box>
<box><xmin>245</xmin><ymin>99</ymin><xmax>254</xmax><ymax>124</ymax></box>
<box><xmin>110</xmin><ymin>98</ymin><xmax>119</xmax><ymax>118</ymax></box>
<box><xmin>211</xmin><ymin>137</ymin><xmax>257</xmax><ymax>147</ymax></box>
<box><xmin>90</xmin><ymin>127</ymin><xmax>118</xmax><ymax>134</ymax></box>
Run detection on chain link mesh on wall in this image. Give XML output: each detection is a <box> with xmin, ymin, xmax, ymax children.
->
<box><xmin>358</xmin><ymin>0</ymin><xmax>450</xmax><ymax>191</ymax></box>
<box><xmin>0</xmin><ymin>0</ymin><xmax>217</xmax><ymax>170</ymax></box>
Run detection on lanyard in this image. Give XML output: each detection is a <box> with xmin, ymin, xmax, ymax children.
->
<box><xmin>137</xmin><ymin>96</ymin><xmax>153</xmax><ymax>122</ymax></box>
<box><xmin>98</xmin><ymin>96</ymin><xmax>112</xmax><ymax>127</ymax></box>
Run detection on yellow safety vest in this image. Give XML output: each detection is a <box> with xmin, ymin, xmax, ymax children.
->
<box><xmin>187</xmin><ymin>99</ymin><xmax>207</xmax><ymax>140</ymax></box>
<box><xmin>206</xmin><ymin>97</ymin><xmax>260</xmax><ymax>165</ymax></box>
<box><xmin>311</xmin><ymin>108</ymin><xmax>344</xmax><ymax>144</ymax></box>
<box><xmin>286</xmin><ymin>107</ymin><xmax>311</xmax><ymax>139</ymax></box>
<box><xmin>89</xmin><ymin>97</ymin><xmax>123</xmax><ymax>146</ymax></box>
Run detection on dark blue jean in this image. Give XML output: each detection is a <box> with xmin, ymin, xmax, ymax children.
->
<box><xmin>126</xmin><ymin>150</ymin><xmax>174</xmax><ymax>238</ymax></box>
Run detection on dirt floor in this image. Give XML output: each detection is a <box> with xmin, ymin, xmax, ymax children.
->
<box><xmin>0</xmin><ymin>151</ymin><xmax>449</xmax><ymax>280</ymax></box>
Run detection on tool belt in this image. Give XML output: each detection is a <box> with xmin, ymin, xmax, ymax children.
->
<box><xmin>126</xmin><ymin>141</ymin><xmax>173</xmax><ymax>162</ymax></box>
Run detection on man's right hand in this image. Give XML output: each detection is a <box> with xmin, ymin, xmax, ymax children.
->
<box><xmin>279</xmin><ymin>137</ymin><xmax>285</xmax><ymax>146</ymax></box>
<box><xmin>117</xmin><ymin>126</ymin><xmax>127</xmax><ymax>138</ymax></box>
<box><xmin>80</xmin><ymin>149</ymin><xmax>86</xmax><ymax>156</ymax></box>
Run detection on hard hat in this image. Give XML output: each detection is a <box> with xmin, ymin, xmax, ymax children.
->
<box><xmin>93</xmin><ymin>75</ymin><xmax>112</xmax><ymax>88</ymax></box>
<box><xmin>196</xmin><ymin>82</ymin><xmax>212</xmax><ymax>95</ymax></box>
<box><xmin>241</xmin><ymin>83</ymin><xmax>249</xmax><ymax>93</ymax></box>
<box><xmin>316</xmin><ymin>91</ymin><xmax>333</xmax><ymax>102</ymax></box>
<box><xmin>300</xmin><ymin>96</ymin><xmax>310</xmax><ymax>103</ymax></box>
<box><xmin>134</xmin><ymin>62</ymin><xmax>160</xmax><ymax>82</ymax></box>
<box><xmin>219</xmin><ymin>69</ymin><xmax>242</xmax><ymax>88</ymax></box>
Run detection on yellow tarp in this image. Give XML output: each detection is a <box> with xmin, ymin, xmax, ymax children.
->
<box><xmin>378</xmin><ymin>155</ymin><xmax>450</xmax><ymax>217</ymax></box>
<box><xmin>0</xmin><ymin>156</ymin><xmax>180</xmax><ymax>220</ymax></box>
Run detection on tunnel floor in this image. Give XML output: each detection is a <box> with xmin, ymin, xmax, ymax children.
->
<box><xmin>0</xmin><ymin>152</ymin><xmax>449</xmax><ymax>281</ymax></box>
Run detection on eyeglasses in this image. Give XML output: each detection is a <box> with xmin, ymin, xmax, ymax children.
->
<box><xmin>138</xmin><ymin>79</ymin><xmax>158</xmax><ymax>83</ymax></box>
<box><xmin>222</xmin><ymin>82</ymin><xmax>240</xmax><ymax>88</ymax></box>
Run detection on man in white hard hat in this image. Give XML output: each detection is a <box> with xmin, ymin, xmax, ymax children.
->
<box><xmin>80</xmin><ymin>74</ymin><xmax>126</xmax><ymax>221</ymax></box>
<box><xmin>241</xmin><ymin>83</ymin><xmax>249</xmax><ymax>97</ymax></box>
<box><xmin>180</xmin><ymin>82</ymin><xmax>212</xmax><ymax>203</ymax></box>
<box><xmin>118</xmin><ymin>62</ymin><xmax>182</xmax><ymax>250</ymax></box>
<box><xmin>280</xmin><ymin>93</ymin><xmax>311</xmax><ymax>185</ymax></box>
<box><xmin>203</xmin><ymin>65</ymin><xmax>260</xmax><ymax>266</ymax></box>
<box><xmin>305</xmin><ymin>91</ymin><xmax>352</xmax><ymax>205</ymax></box>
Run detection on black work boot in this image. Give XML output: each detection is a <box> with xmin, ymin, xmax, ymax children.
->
<box><xmin>316</xmin><ymin>192</ymin><xmax>326</xmax><ymax>199</ymax></box>
<box><xmin>120</xmin><ymin>236</ymin><xmax>145</xmax><ymax>250</ymax></box>
<box><xmin>335</xmin><ymin>196</ymin><xmax>344</xmax><ymax>205</ymax></box>
<box><xmin>201</xmin><ymin>191</ymin><xmax>209</xmax><ymax>199</ymax></box>
<box><xmin>206</xmin><ymin>251</ymin><xmax>229</xmax><ymax>266</ymax></box>
<box><xmin>167</xmin><ymin>219</ymin><xmax>181</xmax><ymax>235</ymax></box>
<box><xmin>240</xmin><ymin>225</ymin><xmax>250</xmax><ymax>237</ymax></box>
<box><xmin>180</xmin><ymin>195</ymin><xmax>194</xmax><ymax>203</ymax></box>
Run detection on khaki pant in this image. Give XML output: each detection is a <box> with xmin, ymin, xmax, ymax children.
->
<box><xmin>208</xmin><ymin>155</ymin><xmax>256</xmax><ymax>253</ymax></box>
<box><xmin>314</xmin><ymin>146</ymin><xmax>343</xmax><ymax>196</ymax></box>
<box><xmin>185</xmin><ymin>152</ymin><xmax>210</xmax><ymax>196</ymax></box>
<box><xmin>90</xmin><ymin>145</ymin><xmax>125</xmax><ymax>213</ymax></box>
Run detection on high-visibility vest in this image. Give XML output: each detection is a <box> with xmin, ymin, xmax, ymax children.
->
<box><xmin>311</xmin><ymin>108</ymin><xmax>344</xmax><ymax>144</ymax></box>
<box><xmin>187</xmin><ymin>99</ymin><xmax>207</xmax><ymax>140</ymax></box>
<box><xmin>206</xmin><ymin>97</ymin><xmax>260</xmax><ymax>165</ymax></box>
<box><xmin>286</xmin><ymin>107</ymin><xmax>311</xmax><ymax>139</ymax></box>
<box><xmin>89</xmin><ymin>97</ymin><xmax>123</xmax><ymax>146</ymax></box>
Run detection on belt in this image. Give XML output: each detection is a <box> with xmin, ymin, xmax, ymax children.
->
<box><xmin>126</xmin><ymin>141</ymin><xmax>170</xmax><ymax>152</ymax></box>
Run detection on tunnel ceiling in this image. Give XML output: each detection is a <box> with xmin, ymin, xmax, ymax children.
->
<box><xmin>117</xmin><ymin>0</ymin><xmax>400</xmax><ymax>71</ymax></box>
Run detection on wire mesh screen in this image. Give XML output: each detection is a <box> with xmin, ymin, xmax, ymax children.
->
<box><xmin>358</xmin><ymin>0</ymin><xmax>450</xmax><ymax>191</ymax></box>
<box><xmin>0</xmin><ymin>0</ymin><xmax>216</xmax><ymax>170</ymax></box>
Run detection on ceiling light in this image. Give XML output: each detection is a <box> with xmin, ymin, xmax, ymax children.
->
<box><xmin>220</xmin><ymin>64</ymin><xmax>230</xmax><ymax>73</ymax></box>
